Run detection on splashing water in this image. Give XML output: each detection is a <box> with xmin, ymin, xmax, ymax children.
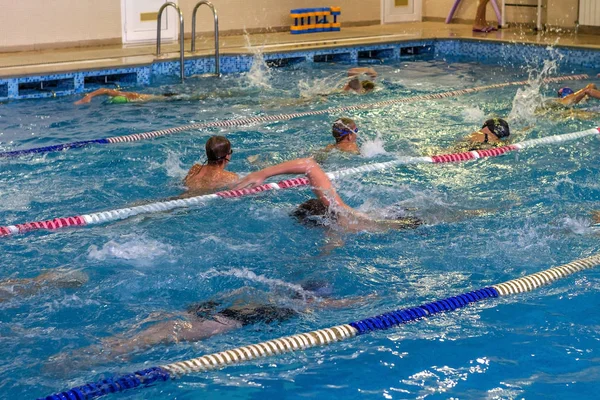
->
<box><xmin>87</xmin><ymin>236</ymin><xmax>174</xmax><ymax>265</ymax></box>
<box><xmin>199</xmin><ymin>267</ymin><xmax>318</xmax><ymax>300</ymax></box>
<box><xmin>508</xmin><ymin>56</ymin><xmax>561</xmax><ymax>126</ymax></box>
<box><xmin>163</xmin><ymin>150</ymin><xmax>188</xmax><ymax>178</ymax></box>
<box><xmin>297</xmin><ymin>72</ymin><xmax>347</xmax><ymax>99</ymax></box>
<box><xmin>461</xmin><ymin>106</ymin><xmax>485</xmax><ymax>124</ymax></box>
<box><xmin>361</xmin><ymin>133</ymin><xmax>388</xmax><ymax>158</ymax></box>
<box><xmin>243</xmin><ymin>33</ymin><xmax>272</xmax><ymax>89</ymax></box>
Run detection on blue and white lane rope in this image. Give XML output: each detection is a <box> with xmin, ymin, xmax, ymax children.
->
<box><xmin>38</xmin><ymin>253</ymin><xmax>600</xmax><ymax>400</ymax></box>
<box><xmin>0</xmin><ymin>74</ymin><xmax>589</xmax><ymax>159</ymax></box>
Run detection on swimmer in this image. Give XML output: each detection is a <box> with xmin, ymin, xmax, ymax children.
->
<box><xmin>452</xmin><ymin>118</ymin><xmax>511</xmax><ymax>153</ymax></box>
<box><xmin>47</xmin><ymin>285</ymin><xmax>371</xmax><ymax>367</ymax></box>
<box><xmin>344</xmin><ymin>67</ymin><xmax>378</xmax><ymax>94</ymax></box>
<box><xmin>324</xmin><ymin>118</ymin><xmax>360</xmax><ymax>154</ymax></box>
<box><xmin>183</xmin><ymin>136</ymin><xmax>239</xmax><ymax>195</ymax></box>
<box><xmin>556</xmin><ymin>84</ymin><xmax>600</xmax><ymax>106</ymax></box>
<box><xmin>233</xmin><ymin>157</ymin><xmax>422</xmax><ymax>233</ymax></box>
<box><xmin>0</xmin><ymin>269</ymin><xmax>89</xmax><ymax>302</ymax></box>
<box><xmin>74</xmin><ymin>88</ymin><xmax>182</xmax><ymax>105</ymax></box>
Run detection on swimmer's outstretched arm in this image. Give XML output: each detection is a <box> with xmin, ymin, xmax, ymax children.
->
<box><xmin>233</xmin><ymin>158</ymin><xmax>347</xmax><ymax>209</ymax></box>
<box><xmin>74</xmin><ymin>88</ymin><xmax>124</xmax><ymax>104</ymax></box>
<box><xmin>74</xmin><ymin>88</ymin><xmax>151</xmax><ymax>104</ymax></box>
<box><xmin>559</xmin><ymin>84</ymin><xmax>599</xmax><ymax>106</ymax></box>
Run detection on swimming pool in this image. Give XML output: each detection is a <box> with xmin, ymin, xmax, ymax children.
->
<box><xmin>2</xmin><ymin>54</ymin><xmax>600</xmax><ymax>399</ymax></box>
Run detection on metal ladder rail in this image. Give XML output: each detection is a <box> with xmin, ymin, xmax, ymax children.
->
<box><xmin>191</xmin><ymin>0</ymin><xmax>220</xmax><ymax>77</ymax></box>
<box><xmin>156</xmin><ymin>2</ymin><xmax>185</xmax><ymax>82</ymax></box>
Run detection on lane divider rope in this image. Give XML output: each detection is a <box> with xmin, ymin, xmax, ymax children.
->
<box><xmin>0</xmin><ymin>74</ymin><xmax>588</xmax><ymax>159</ymax></box>
<box><xmin>2</xmin><ymin>127</ymin><xmax>599</xmax><ymax>238</ymax></box>
<box><xmin>38</xmin><ymin>253</ymin><xmax>600</xmax><ymax>400</ymax></box>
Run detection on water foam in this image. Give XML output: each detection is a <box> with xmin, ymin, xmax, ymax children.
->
<box><xmin>200</xmin><ymin>267</ymin><xmax>317</xmax><ymax>301</ymax></box>
<box><xmin>163</xmin><ymin>150</ymin><xmax>189</xmax><ymax>179</ymax></box>
<box><xmin>361</xmin><ymin>133</ymin><xmax>388</xmax><ymax>158</ymax></box>
<box><xmin>87</xmin><ymin>236</ymin><xmax>173</xmax><ymax>265</ymax></box>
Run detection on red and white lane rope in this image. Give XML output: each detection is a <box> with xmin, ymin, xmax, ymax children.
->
<box><xmin>1</xmin><ymin>127</ymin><xmax>598</xmax><ymax>238</ymax></box>
<box><xmin>105</xmin><ymin>74</ymin><xmax>589</xmax><ymax>144</ymax></box>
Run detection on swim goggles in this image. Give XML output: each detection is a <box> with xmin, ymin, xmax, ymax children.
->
<box><xmin>209</xmin><ymin>149</ymin><xmax>233</xmax><ymax>161</ymax></box>
<box><xmin>332</xmin><ymin>125</ymin><xmax>359</xmax><ymax>137</ymax></box>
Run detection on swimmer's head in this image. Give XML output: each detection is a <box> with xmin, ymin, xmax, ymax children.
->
<box><xmin>291</xmin><ymin>199</ymin><xmax>334</xmax><ymax>226</ymax></box>
<box><xmin>206</xmin><ymin>136</ymin><xmax>233</xmax><ymax>164</ymax></box>
<box><xmin>332</xmin><ymin>117</ymin><xmax>358</xmax><ymax>143</ymax></box>
<box><xmin>558</xmin><ymin>87</ymin><xmax>574</xmax><ymax>98</ymax></box>
<box><xmin>300</xmin><ymin>279</ymin><xmax>333</xmax><ymax>297</ymax></box>
<box><xmin>482</xmin><ymin>118</ymin><xmax>510</xmax><ymax>139</ymax></box>
<box><xmin>162</xmin><ymin>92</ymin><xmax>179</xmax><ymax>97</ymax></box>
<box><xmin>361</xmin><ymin>80</ymin><xmax>375</xmax><ymax>92</ymax></box>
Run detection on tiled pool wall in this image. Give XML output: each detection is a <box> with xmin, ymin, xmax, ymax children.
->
<box><xmin>1</xmin><ymin>39</ymin><xmax>598</xmax><ymax>101</ymax></box>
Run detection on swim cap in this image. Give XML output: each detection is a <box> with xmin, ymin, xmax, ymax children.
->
<box><xmin>361</xmin><ymin>80</ymin><xmax>375</xmax><ymax>91</ymax></box>
<box><xmin>109</xmin><ymin>95</ymin><xmax>129</xmax><ymax>104</ymax></box>
<box><xmin>482</xmin><ymin>118</ymin><xmax>510</xmax><ymax>139</ymax></box>
<box><xmin>558</xmin><ymin>87</ymin><xmax>574</xmax><ymax>98</ymax></box>
<box><xmin>332</xmin><ymin>118</ymin><xmax>358</xmax><ymax>140</ymax></box>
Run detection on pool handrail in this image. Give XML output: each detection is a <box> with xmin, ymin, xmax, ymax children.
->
<box><xmin>191</xmin><ymin>0</ymin><xmax>220</xmax><ymax>77</ymax></box>
<box><xmin>156</xmin><ymin>2</ymin><xmax>185</xmax><ymax>82</ymax></box>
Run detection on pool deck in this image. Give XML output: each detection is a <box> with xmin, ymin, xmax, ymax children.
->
<box><xmin>1</xmin><ymin>21</ymin><xmax>600</xmax><ymax>78</ymax></box>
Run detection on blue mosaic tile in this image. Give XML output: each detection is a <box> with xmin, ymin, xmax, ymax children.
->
<box><xmin>2</xmin><ymin>39</ymin><xmax>599</xmax><ymax>100</ymax></box>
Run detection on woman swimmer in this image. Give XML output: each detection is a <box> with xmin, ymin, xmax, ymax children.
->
<box><xmin>452</xmin><ymin>118</ymin><xmax>511</xmax><ymax>153</ymax></box>
<box><xmin>233</xmin><ymin>157</ymin><xmax>422</xmax><ymax>233</ymax></box>
<box><xmin>183</xmin><ymin>136</ymin><xmax>239</xmax><ymax>195</ymax></box>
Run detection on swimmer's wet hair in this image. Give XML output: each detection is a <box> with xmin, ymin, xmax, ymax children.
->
<box><xmin>206</xmin><ymin>135</ymin><xmax>232</xmax><ymax>163</ymax></box>
<box><xmin>482</xmin><ymin>118</ymin><xmax>510</xmax><ymax>139</ymax></box>
<box><xmin>331</xmin><ymin>117</ymin><xmax>357</xmax><ymax>142</ymax></box>
<box><xmin>291</xmin><ymin>199</ymin><xmax>334</xmax><ymax>226</ymax></box>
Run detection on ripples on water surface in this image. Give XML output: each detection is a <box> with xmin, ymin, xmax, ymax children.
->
<box><xmin>1</xmin><ymin>58</ymin><xmax>600</xmax><ymax>399</ymax></box>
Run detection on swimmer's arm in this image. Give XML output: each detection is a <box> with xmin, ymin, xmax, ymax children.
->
<box><xmin>559</xmin><ymin>86</ymin><xmax>592</xmax><ymax>106</ymax></box>
<box><xmin>308</xmin><ymin>293</ymin><xmax>378</xmax><ymax>309</ymax></box>
<box><xmin>232</xmin><ymin>158</ymin><xmax>345</xmax><ymax>208</ymax></box>
<box><xmin>585</xmin><ymin>86</ymin><xmax>600</xmax><ymax>100</ymax></box>
<box><xmin>74</xmin><ymin>88</ymin><xmax>120</xmax><ymax>104</ymax></box>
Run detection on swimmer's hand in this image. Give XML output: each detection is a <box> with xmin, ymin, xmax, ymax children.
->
<box><xmin>232</xmin><ymin>171</ymin><xmax>266</xmax><ymax>190</ymax></box>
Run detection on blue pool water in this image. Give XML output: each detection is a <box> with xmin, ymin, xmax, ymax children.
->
<box><xmin>1</xmin><ymin>55</ymin><xmax>600</xmax><ymax>399</ymax></box>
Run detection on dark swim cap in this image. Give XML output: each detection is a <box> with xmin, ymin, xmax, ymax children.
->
<box><xmin>558</xmin><ymin>87</ymin><xmax>574</xmax><ymax>98</ymax></box>
<box><xmin>482</xmin><ymin>118</ymin><xmax>510</xmax><ymax>139</ymax></box>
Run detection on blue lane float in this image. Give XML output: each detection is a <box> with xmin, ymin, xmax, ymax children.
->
<box><xmin>38</xmin><ymin>254</ymin><xmax>600</xmax><ymax>400</ymax></box>
<box><xmin>0</xmin><ymin>139</ymin><xmax>109</xmax><ymax>158</ymax></box>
